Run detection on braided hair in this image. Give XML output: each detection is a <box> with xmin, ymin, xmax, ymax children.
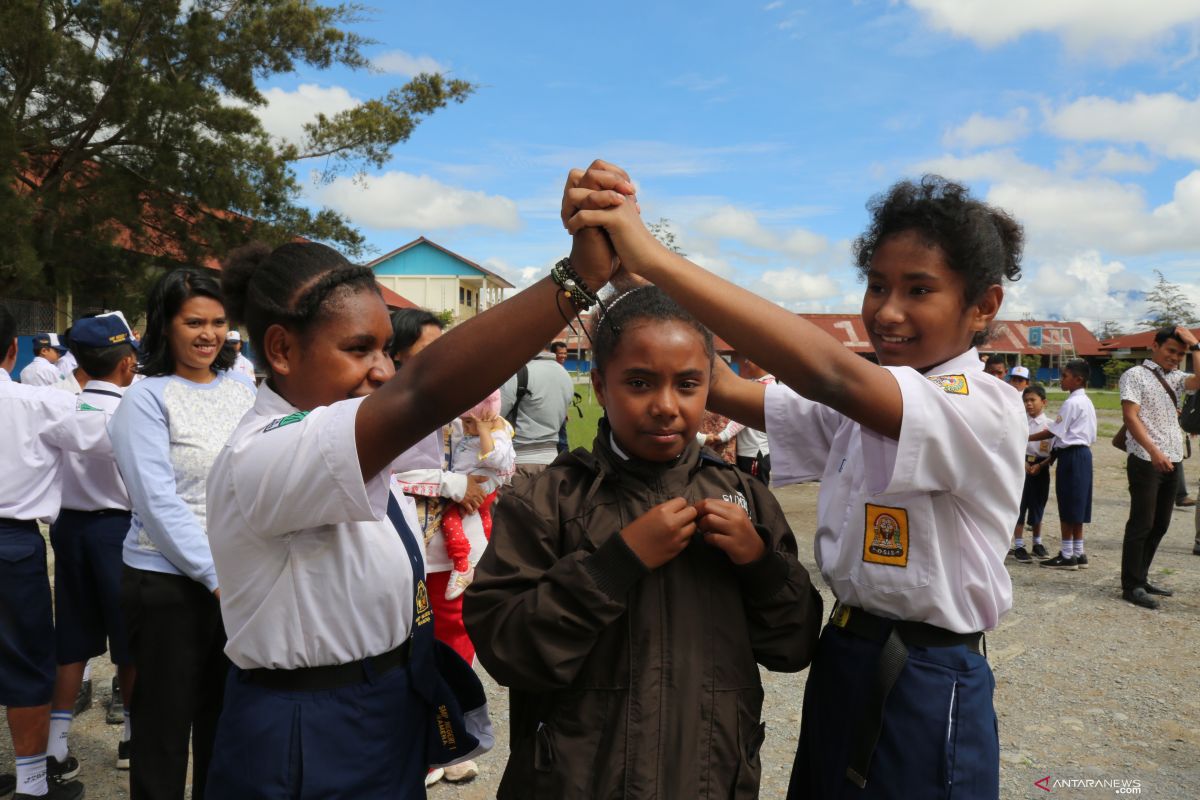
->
<box><xmin>590</xmin><ymin>285</ymin><xmax>714</xmax><ymax>373</ymax></box>
<box><xmin>221</xmin><ymin>242</ymin><xmax>382</xmax><ymax>377</ymax></box>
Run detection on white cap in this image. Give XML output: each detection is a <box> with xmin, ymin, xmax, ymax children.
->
<box><xmin>1009</xmin><ymin>365</ymin><xmax>1030</xmax><ymax>379</ymax></box>
<box><xmin>226</xmin><ymin>330</ymin><xmax>242</xmax><ymax>342</ymax></box>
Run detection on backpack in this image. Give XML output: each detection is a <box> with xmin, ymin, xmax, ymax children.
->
<box><xmin>504</xmin><ymin>365</ymin><xmax>530</xmax><ymax>430</ymax></box>
<box><xmin>1182</xmin><ymin>391</ymin><xmax>1200</xmax><ymax>435</ymax></box>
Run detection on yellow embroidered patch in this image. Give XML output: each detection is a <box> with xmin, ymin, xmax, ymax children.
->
<box><xmin>926</xmin><ymin>373</ymin><xmax>968</xmax><ymax>395</ymax></box>
<box><xmin>863</xmin><ymin>503</ymin><xmax>909</xmax><ymax>567</ymax></box>
<box><xmin>415</xmin><ymin>580</ymin><xmax>433</xmax><ymax>627</ymax></box>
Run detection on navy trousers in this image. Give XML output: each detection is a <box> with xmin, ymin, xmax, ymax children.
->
<box><xmin>788</xmin><ymin>625</ymin><xmax>999</xmax><ymax>800</ymax></box>
<box><xmin>206</xmin><ymin>663</ymin><xmax>429</xmax><ymax>799</ymax></box>
<box><xmin>50</xmin><ymin>509</ymin><xmax>131</xmax><ymax>665</ymax></box>
<box><xmin>0</xmin><ymin>519</ymin><xmax>55</xmax><ymax>707</ymax></box>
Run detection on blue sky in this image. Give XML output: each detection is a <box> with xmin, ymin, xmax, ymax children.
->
<box><xmin>250</xmin><ymin>1</ymin><xmax>1200</xmax><ymax>332</ymax></box>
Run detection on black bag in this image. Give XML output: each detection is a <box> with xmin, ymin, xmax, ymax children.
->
<box><xmin>1182</xmin><ymin>391</ymin><xmax>1200</xmax><ymax>435</ymax></box>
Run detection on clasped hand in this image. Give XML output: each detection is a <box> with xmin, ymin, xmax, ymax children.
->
<box><xmin>620</xmin><ymin>497</ymin><xmax>766</xmax><ymax>570</ymax></box>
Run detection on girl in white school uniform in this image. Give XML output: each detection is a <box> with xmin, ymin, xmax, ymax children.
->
<box><xmin>564</xmin><ymin>164</ymin><xmax>1026</xmax><ymax>799</ymax></box>
<box><xmin>202</xmin><ymin>238</ymin><xmax>615</xmax><ymax>799</ymax></box>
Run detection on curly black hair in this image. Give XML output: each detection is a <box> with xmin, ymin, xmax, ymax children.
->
<box><xmin>590</xmin><ymin>285</ymin><xmax>714</xmax><ymax>373</ymax></box>
<box><xmin>389</xmin><ymin>308</ymin><xmax>444</xmax><ymax>363</ymax></box>
<box><xmin>139</xmin><ymin>269</ymin><xmax>237</xmax><ymax>377</ymax></box>
<box><xmin>221</xmin><ymin>241</ymin><xmax>382</xmax><ymax>377</ymax></box>
<box><xmin>854</xmin><ymin>175</ymin><xmax>1023</xmax><ymax>301</ymax></box>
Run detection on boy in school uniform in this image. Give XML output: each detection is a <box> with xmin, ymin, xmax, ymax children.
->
<box><xmin>46</xmin><ymin>313</ymin><xmax>140</xmax><ymax>774</ymax></box>
<box><xmin>1011</xmin><ymin>383</ymin><xmax>1053</xmax><ymax>563</ymax></box>
<box><xmin>19</xmin><ymin>333</ymin><xmax>68</xmax><ymax>387</ymax></box>
<box><xmin>1033</xmin><ymin>359</ymin><xmax>1098</xmax><ymax>570</ymax></box>
<box><xmin>0</xmin><ymin>307</ymin><xmax>108</xmax><ymax>800</ymax></box>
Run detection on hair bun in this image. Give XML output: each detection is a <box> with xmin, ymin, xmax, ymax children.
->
<box><xmin>221</xmin><ymin>242</ymin><xmax>273</xmax><ymax>324</ymax></box>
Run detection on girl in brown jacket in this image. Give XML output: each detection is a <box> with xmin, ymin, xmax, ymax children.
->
<box><xmin>464</xmin><ymin>286</ymin><xmax>823</xmax><ymax>799</ymax></box>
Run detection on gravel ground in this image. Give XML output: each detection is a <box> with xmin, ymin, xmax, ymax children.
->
<box><xmin>6</xmin><ymin>408</ymin><xmax>1199</xmax><ymax>799</ymax></box>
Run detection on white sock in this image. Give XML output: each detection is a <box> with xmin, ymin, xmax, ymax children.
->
<box><xmin>82</xmin><ymin>661</ymin><xmax>92</xmax><ymax>682</ymax></box>
<box><xmin>16</xmin><ymin>753</ymin><xmax>47</xmax><ymax>796</ymax></box>
<box><xmin>123</xmin><ymin>708</ymin><xmax>132</xmax><ymax>742</ymax></box>
<box><xmin>48</xmin><ymin>710</ymin><xmax>72</xmax><ymax>761</ymax></box>
<box><xmin>1074</xmin><ymin>538</ymin><xmax>1085</xmax><ymax>557</ymax></box>
<box><xmin>1014</xmin><ymin>537</ymin><xmax>1025</xmax><ymax>549</ymax></box>
<box><xmin>1033</xmin><ymin>535</ymin><xmax>1043</xmax><ymax>545</ymax></box>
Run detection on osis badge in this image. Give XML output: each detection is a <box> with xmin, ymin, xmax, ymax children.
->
<box><xmin>863</xmin><ymin>503</ymin><xmax>909</xmax><ymax>568</ymax></box>
<box><xmin>414</xmin><ymin>580</ymin><xmax>433</xmax><ymax>627</ymax></box>
<box><xmin>925</xmin><ymin>373</ymin><xmax>969</xmax><ymax>395</ymax></box>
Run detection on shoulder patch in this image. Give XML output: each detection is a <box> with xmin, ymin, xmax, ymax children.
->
<box><xmin>78</xmin><ymin>402</ymin><xmax>103</xmax><ymax>412</ymax></box>
<box><xmin>925</xmin><ymin>373</ymin><xmax>969</xmax><ymax>395</ymax></box>
<box><xmin>262</xmin><ymin>411</ymin><xmax>309</xmax><ymax>433</ymax></box>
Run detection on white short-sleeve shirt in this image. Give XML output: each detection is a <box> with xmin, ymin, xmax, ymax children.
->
<box><xmin>1047</xmin><ymin>389</ymin><xmax>1097</xmax><ymax>450</ymax></box>
<box><xmin>207</xmin><ymin>383</ymin><xmax>422</xmax><ymax>670</ymax></box>
<box><xmin>766</xmin><ymin>348</ymin><xmax>1024</xmax><ymax>634</ymax></box>
<box><xmin>1026</xmin><ymin>412</ymin><xmax>1052</xmax><ymax>459</ymax></box>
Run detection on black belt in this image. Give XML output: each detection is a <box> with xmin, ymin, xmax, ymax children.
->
<box><xmin>240</xmin><ymin>639</ymin><xmax>412</xmax><ymax>692</ymax></box>
<box><xmin>60</xmin><ymin>508</ymin><xmax>131</xmax><ymax>518</ymax></box>
<box><xmin>828</xmin><ymin>603</ymin><xmax>984</xmax><ymax>789</ymax></box>
<box><xmin>1055</xmin><ymin>444</ymin><xmax>1088</xmax><ymax>452</ymax></box>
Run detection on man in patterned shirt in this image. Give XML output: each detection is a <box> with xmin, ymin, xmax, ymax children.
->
<box><xmin>1118</xmin><ymin>326</ymin><xmax>1200</xmax><ymax>609</ymax></box>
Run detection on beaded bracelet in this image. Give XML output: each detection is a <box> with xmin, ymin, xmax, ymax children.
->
<box><xmin>550</xmin><ymin>257</ymin><xmax>598</xmax><ymax>311</ymax></box>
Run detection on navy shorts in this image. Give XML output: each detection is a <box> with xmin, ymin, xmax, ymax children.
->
<box><xmin>50</xmin><ymin>509</ymin><xmax>132</xmax><ymax>665</ymax></box>
<box><xmin>1055</xmin><ymin>446</ymin><xmax>1093</xmax><ymax>524</ymax></box>
<box><xmin>207</xmin><ymin>663</ymin><xmax>429</xmax><ymax>799</ymax></box>
<box><xmin>789</xmin><ymin>623</ymin><xmax>999</xmax><ymax>799</ymax></box>
<box><xmin>1017</xmin><ymin>457</ymin><xmax>1051</xmax><ymax>526</ymax></box>
<box><xmin>0</xmin><ymin>519</ymin><xmax>56</xmax><ymax>707</ymax></box>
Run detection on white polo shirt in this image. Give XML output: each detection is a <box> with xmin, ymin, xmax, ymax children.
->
<box><xmin>20</xmin><ymin>356</ymin><xmax>63</xmax><ymax>387</ymax></box>
<box><xmin>0</xmin><ymin>368</ymin><xmax>111</xmax><ymax>522</ymax></box>
<box><xmin>62</xmin><ymin>381</ymin><xmax>130</xmax><ymax>512</ymax></box>
<box><xmin>765</xmin><ymin>348</ymin><xmax>1024</xmax><ymax>634</ymax></box>
<box><xmin>1026</xmin><ymin>412</ymin><xmax>1052</xmax><ymax>460</ymax></box>
<box><xmin>1048</xmin><ymin>389</ymin><xmax>1097</xmax><ymax>450</ymax></box>
<box><xmin>207</xmin><ymin>383</ymin><xmax>423</xmax><ymax>670</ymax></box>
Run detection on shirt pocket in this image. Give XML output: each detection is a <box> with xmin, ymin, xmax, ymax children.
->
<box><xmin>848</xmin><ymin>492</ymin><xmax>932</xmax><ymax>594</ymax></box>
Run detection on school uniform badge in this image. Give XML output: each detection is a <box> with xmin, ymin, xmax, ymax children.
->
<box><xmin>415</xmin><ymin>580</ymin><xmax>433</xmax><ymax>627</ymax></box>
<box><xmin>262</xmin><ymin>410</ymin><xmax>309</xmax><ymax>433</ymax></box>
<box><xmin>926</xmin><ymin>373</ymin><xmax>968</xmax><ymax>395</ymax></box>
<box><xmin>863</xmin><ymin>503</ymin><xmax>909</xmax><ymax>567</ymax></box>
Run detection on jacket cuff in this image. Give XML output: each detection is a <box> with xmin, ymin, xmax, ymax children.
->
<box><xmin>583</xmin><ymin>533</ymin><xmax>649</xmax><ymax>602</ymax></box>
<box><xmin>736</xmin><ymin>527</ymin><xmax>788</xmax><ymax>600</ymax></box>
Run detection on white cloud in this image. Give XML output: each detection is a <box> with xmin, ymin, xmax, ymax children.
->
<box><xmin>942</xmin><ymin>108</ymin><xmax>1030</xmax><ymax>150</ymax></box>
<box><xmin>756</xmin><ymin>269</ymin><xmax>841</xmax><ymax>302</ymax></box>
<box><xmin>906</xmin><ymin>0</ymin><xmax>1200</xmax><ymax>59</ymax></box>
<box><xmin>1044</xmin><ymin>92</ymin><xmax>1200</xmax><ymax>162</ymax></box>
<box><xmin>763</xmin><ymin>1</ymin><xmax>784</xmax><ymax>10</ymax></box>
<box><xmin>692</xmin><ymin>205</ymin><xmax>826</xmax><ymax>257</ymax></box>
<box><xmin>318</xmin><ymin>171</ymin><xmax>521</xmax><ymax>231</ymax></box>
<box><xmin>1057</xmin><ymin>147</ymin><xmax>1156</xmax><ymax>176</ymax></box>
<box><xmin>252</xmin><ymin>84</ymin><xmax>360</xmax><ymax>145</ymax></box>
<box><xmin>374</xmin><ymin>50</ymin><xmax>449</xmax><ymax>76</ymax></box>
<box><xmin>1003</xmin><ymin>252</ymin><xmax>1145</xmax><ymax>330</ymax></box>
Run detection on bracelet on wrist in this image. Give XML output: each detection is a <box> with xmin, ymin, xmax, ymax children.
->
<box><xmin>551</xmin><ymin>257</ymin><xmax>597</xmax><ymax>311</ymax></box>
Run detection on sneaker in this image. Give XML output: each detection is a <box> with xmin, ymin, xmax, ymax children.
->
<box><xmin>425</xmin><ymin>767</ymin><xmax>445</xmax><ymax>787</ymax></box>
<box><xmin>0</xmin><ymin>773</ymin><xmax>14</xmax><ymax>796</ymax></box>
<box><xmin>1075</xmin><ymin>553</ymin><xmax>1089</xmax><ymax>569</ymax></box>
<box><xmin>107</xmin><ymin>675</ymin><xmax>124</xmax><ymax>725</ymax></box>
<box><xmin>1012</xmin><ymin>546</ymin><xmax>1032</xmax><ymax>564</ymax></box>
<box><xmin>1032</xmin><ymin>543</ymin><xmax>1050</xmax><ymax>559</ymax></box>
<box><xmin>117</xmin><ymin>739</ymin><xmax>131</xmax><ymax>770</ymax></box>
<box><xmin>15</xmin><ymin>780</ymin><xmax>84</xmax><ymax>800</ymax></box>
<box><xmin>443</xmin><ymin>759</ymin><xmax>480</xmax><ymax>783</ymax></box>
<box><xmin>444</xmin><ymin>566</ymin><xmax>475</xmax><ymax>601</ymax></box>
<box><xmin>1039</xmin><ymin>552</ymin><xmax>1078</xmax><ymax>571</ymax></box>
<box><xmin>72</xmin><ymin>678</ymin><xmax>92</xmax><ymax>716</ymax></box>
<box><xmin>46</xmin><ymin>755</ymin><xmax>79</xmax><ymax>784</ymax></box>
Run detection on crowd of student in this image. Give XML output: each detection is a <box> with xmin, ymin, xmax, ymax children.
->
<box><xmin>2</xmin><ymin>163</ymin><xmax>1189</xmax><ymax>800</ymax></box>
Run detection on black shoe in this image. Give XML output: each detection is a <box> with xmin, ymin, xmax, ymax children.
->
<box><xmin>73</xmin><ymin>678</ymin><xmax>92</xmax><ymax>716</ymax></box>
<box><xmin>46</xmin><ymin>755</ymin><xmax>79</xmax><ymax>784</ymax></box>
<box><xmin>1193</xmin><ymin>544</ymin><xmax>1200</xmax><ymax>556</ymax></box>
<box><xmin>1039</xmin><ymin>552</ymin><xmax>1078</xmax><ymax>570</ymax></box>
<box><xmin>106</xmin><ymin>675</ymin><xmax>124</xmax><ymax>725</ymax></box>
<box><xmin>1123</xmin><ymin>587</ymin><xmax>1159</xmax><ymax>609</ymax></box>
<box><xmin>1075</xmin><ymin>553</ymin><xmax>1089</xmax><ymax>569</ymax></box>
<box><xmin>1176</xmin><ymin>496</ymin><xmax>1196</xmax><ymax>508</ymax></box>
<box><xmin>15</xmin><ymin>778</ymin><xmax>84</xmax><ymax>800</ymax></box>
<box><xmin>1144</xmin><ymin>582</ymin><xmax>1174</xmax><ymax>597</ymax></box>
<box><xmin>117</xmin><ymin>739</ymin><xmax>131</xmax><ymax>770</ymax></box>
<box><xmin>0</xmin><ymin>773</ymin><xmax>14</xmax><ymax>796</ymax></box>
<box><xmin>1012</xmin><ymin>546</ymin><xmax>1032</xmax><ymax>564</ymax></box>
<box><xmin>1032</xmin><ymin>543</ymin><xmax>1050</xmax><ymax>559</ymax></box>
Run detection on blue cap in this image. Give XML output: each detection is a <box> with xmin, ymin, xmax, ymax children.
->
<box><xmin>31</xmin><ymin>333</ymin><xmax>68</xmax><ymax>353</ymax></box>
<box><xmin>69</xmin><ymin>312</ymin><xmax>139</xmax><ymax>351</ymax></box>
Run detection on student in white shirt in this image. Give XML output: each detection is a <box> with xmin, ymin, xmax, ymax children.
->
<box><xmin>0</xmin><ymin>307</ymin><xmax>106</xmax><ymax>800</ymax></box>
<box><xmin>703</xmin><ymin>356</ymin><xmax>775</xmax><ymax>484</ymax></box>
<box><xmin>224</xmin><ymin>330</ymin><xmax>257</xmax><ymax>381</ymax></box>
<box><xmin>44</xmin><ymin>313</ymin><xmax>140</xmax><ymax>777</ymax></box>
<box><xmin>1011</xmin><ymin>383</ymin><xmax>1053</xmax><ymax>562</ymax></box>
<box><xmin>19</xmin><ymin>333</ymin><xmax>68</xmax><ymax>387</ymax></box>
<box><xmin>203</xmin><ymin>237</ymin><xmax>615</xmax><ymax>798</ymax></box>
<box><xmin>564</xmin><ymin>164</ymin><xmax>1025</xmax><ymax>798</ymax></box>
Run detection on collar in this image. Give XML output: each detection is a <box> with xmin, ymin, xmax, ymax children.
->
<box><xmin>1141</xmin><ymin>358</ymin><xmax>1172</xmax><ymax>375</ymax></box>
<box><xmin>609</xmin><ymin>431</ymin><xmax>630</xmax><ymax>461</ymax></box>
<box><xmin>255</xmin><ymin>380</ymin><xmax>302</xmax><ymax>417</ymax></box>
<box><xmin>925</xmin><ymin>347</ymin><xmax>984</xmax><ymax>376</ymax></box>
<box><xmin>590</xmin><ymin>418</ymin><xmax>702</xmax><ymax>484</ymax></box>
<box><xmin>81</xmin><ymin>380</ymin><xmax>125</xmax><ymax>396</ymax></box>
<box><xmin>0</xmin><ymin>368</ymin><xmax>9</xmax><ymax>382</ymax></box>
<box><xmin>534</xmin><ymin>351</ymin><xmax>559</xmax><ymax>361</ymax></box>
<box><xmin>33</xmin><ymin>356</ymin><xmax>51</xmax><ymax>366</ymax></box>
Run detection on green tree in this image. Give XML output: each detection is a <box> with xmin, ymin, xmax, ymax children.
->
<box><xmin>1104</xmin><ymin>358</ymin><xmax>1134</xmax><ymax>389</ymax></box>
<box><xmin>0</xmin><ymin>0</ymin><xmax>474</xmax><ymax>322</ymax></box>
<box><xmin>1139</xmin><ymin>270</ymin><xmax>1198</xmax><ymax>328</ymax></box>
<box><xmin>647</xmin><ymin>218</ymin><xmax>685</xmax><ymax>256</ymax></box>
<box><xmin>1096</xmin><ymin>321</ymin><xmax>1124</xmax><ymax>341</ymax></box>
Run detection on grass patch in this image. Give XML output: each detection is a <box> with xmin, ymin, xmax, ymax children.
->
<box><xmin>566</xmin><ymin>380</ymin><xmax>604</xmax><ymax>450</ymax></box>
<box><xmin>1045</xmin><ymin>389</ymin><xmax>1122</xmax><ymax>411</ymax></box>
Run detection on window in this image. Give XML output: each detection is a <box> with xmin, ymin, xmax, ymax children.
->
<box><xmin>459</xmin><ymin>286</ymin><xmax>465</xmax><ymax>305</ymax></box>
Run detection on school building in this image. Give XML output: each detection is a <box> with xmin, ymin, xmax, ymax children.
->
<box><xmin>365</xmin><ymin>237</ymin><xmax>514</xmax><ymax>323</ymax></box>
